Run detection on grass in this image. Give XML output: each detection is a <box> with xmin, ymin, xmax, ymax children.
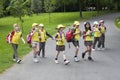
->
<box><xmin>0</xmin><ymin>11</ymin><xmax>111</xmax><ymax>73</ymax></box>
<box><xmin>115</xmin><ymin>16</ymin><xmax>120</xmax><ymax>29</ymax></box>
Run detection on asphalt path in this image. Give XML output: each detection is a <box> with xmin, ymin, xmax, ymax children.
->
<box><xmin>0</xmin><ymin>13</ymin><xmax>120</xmax><ymax>80</ymax></box>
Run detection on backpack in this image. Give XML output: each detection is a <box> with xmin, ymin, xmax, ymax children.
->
<box><xmin>6</xmin><ymin>31</ymin><xmax>15</xmax><ymax>43</ymax></box>
<box><xmin>65</xmin><ymin>28</ymin><xmax>74</xmax><ymax>42</ymax></box>
<box><xmin>26</xmin><ymin>33</ymin><xmax>32</xmax><ymax>44</ymax></box>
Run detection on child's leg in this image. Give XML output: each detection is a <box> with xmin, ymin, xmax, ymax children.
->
<box><xmin>62</xmin><ymin>51</ymin><xmax>67</xmax><ymax>61</ymax></box>
<box><xmin>75</xmin><ymin>46</ymin><xmax>79</xmax><ymax>57</ymax></box>
<box><xmin>38</xmin><ymin>42</ymin><xmax>41</xmax><ymax>56</ymax></box>
<box><xmin>102</xmin><ymin>34</ymin><xmax>105</xmax><ymax>48</ymax></box>
<box><xmin>93</xmin><ymin>37</ymin><xmax>97</xmax><ymax>49</ymax></box>
<box><xmin>98</xmin><ymin>37</ymin><xmax>102</xmax><ymax>48</ymax></box>
<box><xmin>88</xmin><ymin>46</ymin><xmax>93</xmax><ymax>61</ymax></box>
<box><xmin>12</xmin><ymin>44</ymin><xmax>18</xmax><ymax>60</ymax></box>
<box><xmin>55</xmin><ymin>51</ymin><xmax>60</xmax><ymax>60</ymax></box>
<box><xmin>42</xmin><ymin>42</ymin><xmax>46</xmax><ymax>57</ymax></box>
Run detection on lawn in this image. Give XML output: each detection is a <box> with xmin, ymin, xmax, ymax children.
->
<box><xmin>0</xmin><ymin>11</ymin><xmax>110</xmax><ymax>73</ymax></box>
<box><xmin>115</xmin><ymin>16</ymin><xmax>120</xmax><ymax>29</ymax></box>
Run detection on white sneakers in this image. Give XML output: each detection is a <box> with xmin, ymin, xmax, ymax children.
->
<box><xmin>55</xmin><ymin>60</ymin><xmax>70</xmax><ymax>65</ymax></box>
<box><xmin>74</xmin><ymin>57</ymin><xmax>80</xmax><ymax>62</ymax></box>
<box><xmin>92</xmin><ymin>48</ymin><xmax>95</xmax><ymax>51</ymax></box>
<box><xmin>92</xmin><ymin>48</ymin><xmax>105</xmax><ymax>51</ymax></box>
<box><xmin>64</xmin><ymin>60</ymin><xmax>70</xmax><ymax>65</ymax></box>
<box><xmin>33</xmin><ymin>58</ymin><xmax>39</xmax><ymax>63</ymax></box>
<box><xmin>55</xmin><ymin>60</ymin><xmax>59</xmax><ymax>64</ymax></box>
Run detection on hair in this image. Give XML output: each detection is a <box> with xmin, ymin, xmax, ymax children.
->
<box><xmin>84</xmin><ymin>22</ymin><xmax>91</xmax><ymax>32</ymax></box>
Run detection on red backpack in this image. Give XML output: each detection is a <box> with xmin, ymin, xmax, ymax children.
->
<box><xmin>6</xmin><ymin>31</ymin><xmax>15</xmax><ymax>43</ymax></box>
<box><xmin>65</xmin><ymin>28</ymin><xmax>74</xmax><ymax>42</ymax></box>
<box><xmin>26</xmin><ymin>33</ymin><xmax>32</xmax><ymax>44</ymax></box>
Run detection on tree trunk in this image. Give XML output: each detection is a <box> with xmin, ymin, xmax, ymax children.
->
<box><xmin>79</xmin><ymin>0</ymin><xmax>82</xmax><ymax>18</ymax></box>
<box><xmin>19</xmin><ymin>16</ymin><xmax>24</xmax><ymax>33</ymax></box>
<box><xmin>117</xmin><ymin>1</ymin><xmax>120</xmax><ymax>10</ymax></box>
<box><xmin>63</xmin><ymin>3</ymin><xmax>66</xmax><ymax>12</ymax></box>
<box><xmin>96</xmin><ymin>0</ymin><xmax>99</xmax><ymax>13</ymax></box>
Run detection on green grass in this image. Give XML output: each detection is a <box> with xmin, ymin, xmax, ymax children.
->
<box><xmin>115</xmin><ymin>16</ymin><xmax>120</xmax><ymax>29</ymax></box>
<box><xmin>0</xmin><ymin>11</ymin><xmax>110</xmax><ymax>73</ymax></box>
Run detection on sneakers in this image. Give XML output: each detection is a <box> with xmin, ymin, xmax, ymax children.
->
<box><xmin>55</xmin><ymin>60</ymin><xmax>59</xmax><ymax>64</ymax></box>
<box><xmin>101</xmin><ymin>48</ymin><xmax>105</xmax><ymax>51</ymax></box>
<box><xmin>74</xmin><ymin>57</ymin><xmax>80</xmax><ymax>62</ymax></box>
<box><xmin>17</xmin><ymin>59</ymin><xmax>22</xmax><ymax>64</ymax></box>
<box><xmin>97</xmin><ymin>48</ymin><xmax>101</xmax><ymax>51</ymax></box>
<box><xmin>88</xmin><ymin>57</ymin><xmax>94</xmax><ymax>61</ymax></box>
<box><xmin>82</xmin><ymin>53</ymin><xmax>85</xmax><ymax>59</ymax></box>
<box><xmin>92</xmin><ymin>48</ymin><xmax>95</xmax><ymax>51</ymax></box>
<box><xmin>33</xmin><ymin>58</ymin><xmax>39</xmax><ymax>63</ymax></box>
<box><xmin>64</xmin><ymin>60</ymin><xmax>70</xmax><ymax>65</ymax></box>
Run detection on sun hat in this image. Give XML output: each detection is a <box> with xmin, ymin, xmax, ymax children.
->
<box><xmin>56</xmin><ymin>24</ymin><xmax>65</xmax><ymax>29</ymax></box>
<box><xmin>93</xmin><ymin>21</ymin><xmax>99</xmax><ymax>25</ymax></box>
<box><xmin>32</xmin><ymin>23</ymin><xmax>38</xmax><ymax>28</ymax></box>
<box><xmin>39</xmin><ymin>24</ymin><xmax>44</xmax><ymax>27</ymax></box>
<box><xmin>99</xmin><ymin>20</ymin><xmax>104</xmax><ymax>23</ymax></box>
<box><xmin>74</xmin><ymin>21</ymin><xmax>80</xmax><ymax>26</ymax></box>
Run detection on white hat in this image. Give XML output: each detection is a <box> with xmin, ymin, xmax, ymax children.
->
<box><xmin>93</xmin><ymin>21</ymin><xmax>99</xmax><ymax>25</ymax></box>
<box><xmin>56</xmin><ymin>24</ymin><xmax>65</xmax><ymax>29</ymax></box>
<box><xmin>32</xmin><ymin>23</ymin><xmax>38</xmax><ymax>27</ymax></box>
<box><xmin>74</xmin><ymin>21</ymin><xmax>80</xmax><ymax>26</ymax></box>
<box><xmin>99</xmin><ymin>20</ymin><xmax>104</xmax><ymax>23</ymax></box>
<box><xmin>39</xmin><ymin>24</ymin><xmax>44</xmax><ymax>27</ymax></box>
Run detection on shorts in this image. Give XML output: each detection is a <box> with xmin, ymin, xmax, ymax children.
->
<box><xmin>72</xmin><ymin>40</ymin><xmax>79</xmax><ymax>47</ymax></box>
<box><xmin>56</xmin><ymin>45</ymin><xmax>65</xmax><ymax>51</ymax></box>
<box><xmin>84</xmin><ymin>41</ymin><xmax>92</xmax><ymax>46</ymax></box>
<box><xmin>31</xmin><ymin>42</ymin><xmax>39</xmax><ymax>49</ymax></box>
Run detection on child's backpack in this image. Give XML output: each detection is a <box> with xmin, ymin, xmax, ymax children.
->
<box><xmin>26</xmin><ymin>33</ymin><xmax>32</xmax><ymax>44</ymax></box>
<box><xmin>6</xmin><ymin>31</ymin><xmax>15</xmax><ymax>43</ymax></box>
<box><xmin>65</xmin><ymin>28</ymin><xmax>74</xmax><ymax>42</ymax></box>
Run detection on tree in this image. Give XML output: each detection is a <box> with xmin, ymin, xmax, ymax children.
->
<box><xmin>31</xmin><ymin>0</ymin><xmax>43</xmax><ymax>14</ymax></box>
<box><xmin>44</xmin><ymin>0</ymin><xmax>57</xmax><ymax>23</ymax></box>
<box><xmin>7</xmin><ymin>0</ymin><xmax>32</xmax><ymax>32</ymax></box>
<box><xmin>0</xmin><ymin>0</ymin><xmax>3</xmax><ymax>17</ymax></box>
<box><xmin>79</xmin><ymin>0</ymin><xmax>82</xmax><ymax>18</ymax></box>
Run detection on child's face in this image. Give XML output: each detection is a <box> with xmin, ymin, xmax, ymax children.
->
<box><xmin>101</xmin><ymin>22</ymin><xmax>104</xmax><ymax>25</ymax></box>
<box><xmin>86</xmin><ymin>24</ymin><xmax>90</xmax><ymax>28</ymax></box>
<box><xmin>95</xmin><ymin>24</ymin><xmax>98</xmax><ymax>27</ymax></box>
<box><xmin>14</xmin><ymin>26</ymin><xmax>20</xmax><ymax>31</ymax></box>
<box><xmin>75</xmin><ymin>25</ymin><xmax>79</xmax><ymax>28</ymax></box>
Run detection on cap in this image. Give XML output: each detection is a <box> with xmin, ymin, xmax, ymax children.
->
<box><xmin>56</xmin><ymin>24</ymin><xmax>65</xmax><ymax>29</ymax></box>
<box><xmin>74</xmin><ymin>21</ymin><xmax>80</xmax><ymax>26</ymax></box>
<box><xmin>32</xmin><ymin>23</ymin><xmax>38</xmax><ymax>27</ymax></box>
<box><xmin>93</xmin><ymin>21</ymin><xmax>99</xmax><ymax>25</ymax></box>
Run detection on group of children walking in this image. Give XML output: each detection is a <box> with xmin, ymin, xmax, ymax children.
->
<box><xmin>6</xmin><ymin>20</ymin><xmax>106</xmax><ymax>65</ymax></box>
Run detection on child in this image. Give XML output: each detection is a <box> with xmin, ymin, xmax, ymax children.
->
<box><xmin>82</xmin><ymin>22</ymin><xmax>94</xmax><ymax>61</ymax></box>
<box><xmin>55</xmin><ymin>24</ymin><xmax>70</xmax><ymax>65</ymax></box>
<box><xmin>38</xmin><ymin>24</ymin><xmax>54</xmax><ymax>58</ymax></box>
<box><xmin>72</xmin><ymin>21</ymin><xmax>81</xmax><ymax>62</ymax></box>
<box><xmin>11</xmin><ymin>23</ymin><xmax>25</xmax><ymax>63</ymax></box>
<box><xmin>98</xmin><ymin>20</ymin><xmax>106</xmax><ymax>50</ymax></box>
<box><xmin>92</xmin><ymin>21</ymin><xmax>101</xmax><ymax>51</ymax></box>
<box><xmin>31</xmin><ymin>23</ymin><xmax>40</xmax><ymax>63</ymax></box>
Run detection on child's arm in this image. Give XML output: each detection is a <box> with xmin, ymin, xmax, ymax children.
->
<box><xmin>21</xmin><ymin>37</ymin><xmax>26</xmax><ymax>44</ymax></box>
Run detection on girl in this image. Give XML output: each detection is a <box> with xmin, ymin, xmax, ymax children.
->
<box><xmin>72</xmin><ymin>21</ymin><xmax>81</xmax><ymax>62</ymax></box>
<box><xmin>55</xmin><ymin>24</ymin><xmax>70</xmax><ymax>65</ymax></box>
<box><xmin>11</xmin><ymin>23</ymin><xmax>25</xmax><ymax>63</ymax></box>
<box><xmin>38</xmin><ymin>23</ymin><xmax>53</xmax><ymax>58</ymax></box>
<box><xmin>31</xmin><ymin>23</ymin><xmax>40</xmax><ymax>63</ymax></box>
<box><xmin>82</xmin><ymin>22</ymin><xmax>94</xmax><ymax>61</ymax></box>
<box><xmin>92</xmin><ymin>21</ymin><xmax>101</xmax><ymax>51</ymax></box>
<box><xmin>98</xmin><ymin>20</ymin><xmax>106</xmax><ymax>50</ymax></box>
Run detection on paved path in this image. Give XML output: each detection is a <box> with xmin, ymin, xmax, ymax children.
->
<box><xmin>0</xmin><ymin>13</ymin><xmax>120</xmax><ymax>80</ymax></box>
